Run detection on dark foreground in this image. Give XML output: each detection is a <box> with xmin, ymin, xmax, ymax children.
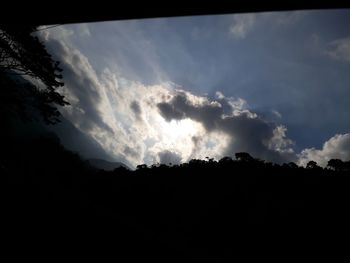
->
<box><xmin>3</xmin><ymin>135</ymin><xmax>350</xmax><ymax>260</ymax></box>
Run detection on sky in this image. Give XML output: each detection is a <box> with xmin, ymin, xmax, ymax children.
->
<box><xmin>38</xmin><ymin>9</ymin><xmax>350</xmax><ymax>168</ymax></box>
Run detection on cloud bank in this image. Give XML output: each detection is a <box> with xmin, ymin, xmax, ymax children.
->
<box><xmin>157</xmin><ymin>90</ymin><xmax>296</xmax><ymax>164</ymax></box>
<box><xmin>298</xmin><ymin>133</ymin><xmax>350</xmax><ymax>167</ymax></box>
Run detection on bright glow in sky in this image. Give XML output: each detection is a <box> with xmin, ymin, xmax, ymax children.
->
<box><xmin>158</xmin><ymin>119</ymin><xmax>201</xmax><ymax>145</ymax></box>
<box><xmin>40</xmin><ymin>9</ymin><xmax>350</xmax><ymax>168</ymax></box>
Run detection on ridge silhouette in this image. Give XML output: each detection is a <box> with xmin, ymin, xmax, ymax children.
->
<box><xmin>3</xmin><ymin>131</ymin><xmax>350</xmax><ymax>259</ymax></box>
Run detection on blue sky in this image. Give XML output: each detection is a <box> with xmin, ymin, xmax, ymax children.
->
<box><xmin>40</xmin><ymin>9</ymin><xmax>350</xmax><ymax>167</ymax></box>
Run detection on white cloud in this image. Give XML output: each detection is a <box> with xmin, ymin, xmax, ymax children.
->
<box><xmin>268</xmin><ymin>125</ymin><xmax>294</xmax><ymax>154</ymax></box>
<box><xmin>271</xmin><ymin>110</ymin><xmax>282</xmax><ymax>119</ymax></box>
<box><xmin>215</xmin><ymin>91</ymin><xmax>225</xmax><ymax>100</ymax></box>
<box><xmin>326</xmin><ymin>37</ymin><xmax>350</xmax><ymax>63</ymax></box>
<box><xmin>38</xmin><ymin>26</ymin><xmax>74</xmax><ymax>42</ymax></box>
<box><xmin>298</xmin><ymin>133</ymin><xmax>350</xmax><ymax>167</ymax></box>
<box><xmin>215</xmin><ymin>91</ymin><xmax>253</xmax><ymax>118</ymax></box>
<box><xmin>230</xmin><ymin>14</ymin><xmax>256</xmax><ymax>39</ymax></box>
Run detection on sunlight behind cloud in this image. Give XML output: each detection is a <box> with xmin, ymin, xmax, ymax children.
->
<box><xmin>158</xmin><ymin>118</ymin><xmax>201</xmax><ymax>143</ymax></box>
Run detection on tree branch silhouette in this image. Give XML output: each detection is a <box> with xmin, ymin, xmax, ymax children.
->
<box><xmin>0</xmin><ymin>24</ymin><xmax>68</xmax><ymax>124</ymax></box>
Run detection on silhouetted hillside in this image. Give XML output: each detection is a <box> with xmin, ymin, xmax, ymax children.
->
<box><xmin>3</xmin><ymin>135</ymin><xmax>350</xmax><ymax>259</ymax></box>
<box><xmin>88</xmin><ymin>158</ymin><xmax>130</xmax><ymax>171</ymax></box>
<box><xmin>47</xmin><ymin>115</ymin><xmax>116</xmax><ymax>161</ymax></box>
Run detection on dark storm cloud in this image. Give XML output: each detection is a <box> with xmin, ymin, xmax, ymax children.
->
<box><xmin>157</xmin><ymin>91</ymin><xmax>295</xmax><ymax>163</ymax></box>
<box><xmin>218</xmin><ymin>114</ymin><xmax>293</xmax><ymax>163</ymax></box>
<box><xmin>158</xmin><ymin>150</ymin><xmax>182</xmax><ymax>165</ymax></box>
<box><xmin>157</xmin><ymin>101</ymin><xmax>186</xmax><ymax>121</ymax></box>
<box><xmin>158</xmin><ymin>91</ymin><xmax>222</xmax><ymax>131</ymax></box>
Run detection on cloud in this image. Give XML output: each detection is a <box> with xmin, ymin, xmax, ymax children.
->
<box><xmin>130</xmin><ymin>101</ymin><xmax>142</xmax><ymax>120</ymax></box>
<box><xmin>298</xmin><ymin>133</ymin><xmax>350</xmax><ymax>167</ymax></box>
<box><xmin>41</xmin><ymin>29</ymin><xmax>148</xmax><ymax>166</ymax></box>
<box><xmin>38</xmin><ymin>25</ymin><xmax>74</xmax><ymax>42</ymax></box>
<box><xmin>326</xmin><ymin>37</ymin><xmax>350</xmax><ymax>63</ymax></box>
<box><xmin>230</xmin><ymin>14</ymin><xmax>256</xmax><ymax>39</ymax></box>
<box><xmin>123</xmin><ymin>145</ymin><xmax>141</xmax><ymax>160</ymax></box>
<box><xmin>157</xmin><ymin>101</ymin><xmax>186</xmax><ymax>121</ymax></box>
<box><xmin>268</xmin><ymin>126</ymin><xmax>294</xmax><ymax>154</ymax></box>
<box><xmin>43</xmin><ymin>37</ymin><xmax>112</xmax><ymax>136</ymax></box>
<box><xmin>271</xmin><ymin>110</ymin><xmax>282</xmax><ymax>119</ymax></box>
<box><xmin>157</xmin><ymin>90</ymin><xmax>296</xmax><ymax>163</ymax></box>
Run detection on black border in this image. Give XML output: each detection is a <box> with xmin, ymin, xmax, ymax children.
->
<box><xmin>1</xmin><ymin>0</ymin><xmax>350</xmax><ymax>25</ymax></box>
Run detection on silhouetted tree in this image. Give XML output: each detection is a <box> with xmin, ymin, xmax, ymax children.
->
<box><xmin>235</xmin><ymin>152</ymin><xmax>254</xmax><ymax>162</ymax></box>
<box><xmin>218</xmin><ymin>156</ymin><xmax>233</xmax><ymax>164</ymax></box>
<box><xmin>189</xmin><ymin>159</ymin><xmax>206</xmax><ymax>167</ymax></box>
<box><xmin>137</xmin><ymin>164</ymin><xmax>148</xmax><ymax>170</ymax></box>
<box><xmin>327</xmin><ymin>159</ymin><xmax>344</xmax><ymax>171</ymax></box>
<box><xmin>345</xmin><ymin>161</ymin><xmax>350</xmax><ymax>171</ymax></box>
<box><xmin>205</xmin><ymin>156</ymin><xmax>215</xmax><ymax>163</ymax></box>
<box><xmin>306</xmin><ymin>160</ymin><xmax>318</xmax><ymax>169</ymax></box>
<box><xmin>0</xmin><ymin>25</ymin><xmax>68</xmax><ymax>124</ymax></box>
<box><xmin>113</xmin><ymin>166</ymin><xmax>129</xmax><ymax>173</ymax></box>
<box><xmin>287</xmin><ymin>162</ymin><xmax>299</xmax><ymax>169</ymax></box>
